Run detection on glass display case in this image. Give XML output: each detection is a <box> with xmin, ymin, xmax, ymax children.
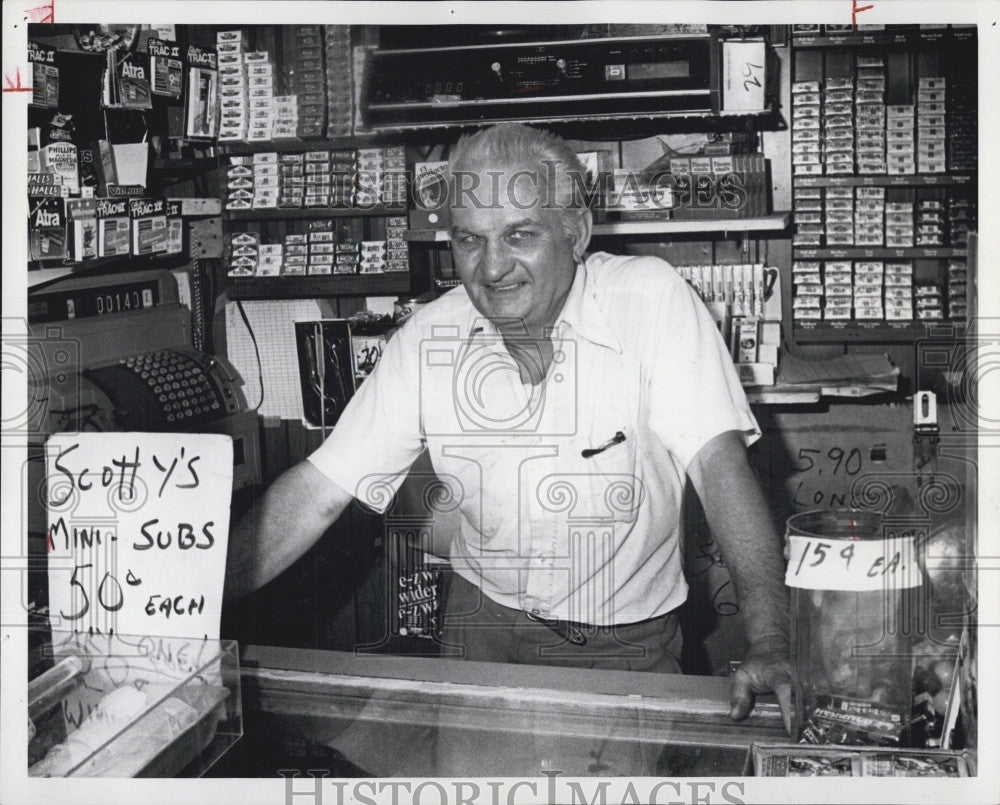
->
<box><xmin>28</xmin><ymin>630</ymin><xmax>242</xmax><ymax>777</ymax></box>
<box><xmin>236</xmin><ymin>645</ymin><xmax>788</xmax><ymax>778</ymax></box>
<box><xmin>786</xmin><ymin>509</ymin><xmax>920</xmax><ymax>743</ymax></box>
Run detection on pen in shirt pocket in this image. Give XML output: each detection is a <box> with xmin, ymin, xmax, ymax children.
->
<box><xmin>582</xmin><ymin>430</ymin><xmax>626</xmax><ymax>459</ymax></box>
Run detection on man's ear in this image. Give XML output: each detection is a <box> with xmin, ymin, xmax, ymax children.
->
<box><xmin>567</xmin><ymin>207</ymin><xmax>593</xmax><ymax>262</ymax></box>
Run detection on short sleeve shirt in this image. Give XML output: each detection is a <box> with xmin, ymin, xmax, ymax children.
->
<box><xmin>308</xmin><ymin>252</ymin><xmax>760</xmax><ymax>625</ymax></box>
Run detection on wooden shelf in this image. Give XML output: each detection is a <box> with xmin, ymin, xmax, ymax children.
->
<box><xmin>592</xmin><ymin>213</ymin><xmax>789</xmax><ymax>236</ymax></box>
<box><xmin>28</xmin><ymin>266</ymin><xmax>77</xmax><ymax>289</ymax></box>
<box><xmin>367</xmin><ymin>106</ymin><xmax>781</xmax><ymax>134</ymax></box>
<box><xmin>220</xmin><ymin>134</ymin><xmax>395</xmax><ymax>154</ymax></box>
<box><xmin>792</xmin><ymin>323</ymin><xmax>936</xmax><ymax>343</ymax></box>
<box><xmin>792</xmin><ymin>27</ymin><xmax>974</xmax><ymax>49</ymax></box>
<box><xmin>793</xmin><ymin>247</ymin><xmax>965</xmax><ymax>260</ymax></box>
<box><xmin>746</xmin><ymin>383</ymin><xmax>902</xmax><ymax>403</ymax></box>
<box><xmin>793</xmin><ymin>174</ymin><xmax>974</xmax><ymax>188</ymax></box>
<box><xmin>28</xmin><ymin>253</ymin><xmax>190</xmax><ymax>291</ymax></box>
<box><xmin>404</xmin><ymin>214</ymin><xmax>790</xmax><ymax>242</ymax></box>
<box><xmin>744</xmin><ymin>385</ymin><xmax>821</xmax><ymax>405</ymax></box>
<box><xmin>226</xmin><ymin>273</ymin><xmax>411</xmax><ymax>300</ymax></box>
<box><xmin>149</xmin><ymin>157</ymin><xmax>220</xmax><ymax>174</ymax></box>
<box><xmin>224</xmin><ymin>205</ymin><xmax>407</xmax><ymax>221</ymax></box>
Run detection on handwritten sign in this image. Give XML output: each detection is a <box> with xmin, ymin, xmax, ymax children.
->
<box><xmin>45</xmin><ymin>432</ymin><xmax>233</xmax><ymax>639</ymax></box>
<box><xmin>790</xmin><ymin>443</ymin><xmax>869</xmax><ymax>510</ymax></box>
<box><xmin>722</xmin><ymin>40</ymin><xmax>766</xmax><ymax>112</ymax></box>
<box><xmin>785</xmin><ymin>533</ymin><xmax>921</xmax><ymax>591</ymax></box>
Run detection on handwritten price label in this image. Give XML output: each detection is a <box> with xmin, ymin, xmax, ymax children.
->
<box><xmin>722</xmin><ymin>40</ymin><xmax>766</xmax><ymax>112</ymax></box>
<box><xmin>785</xmin><ymin>533</ymin><xmax>921</xmax><ymax>591</ymax></box>
<box><xmin>45</xmin><ymin>432</ymin><xmax>233</xmax><ymax>639</ymax></box>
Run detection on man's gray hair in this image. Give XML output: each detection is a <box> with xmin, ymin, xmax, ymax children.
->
<box><xmin>446</xmin><ymin>123</ymin><xmax>591</xmax><ymax>217</ymax></box>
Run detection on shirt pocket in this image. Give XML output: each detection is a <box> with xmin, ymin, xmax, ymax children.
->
<box><xmin>566</xmin><ymin>366</ymin><xmax>642</xmax><ymax>526</ymax></box>
<box><xmin>578</xmin><ymin>420</ymin><xmax>642</xmax><ymax>525</ymax></box>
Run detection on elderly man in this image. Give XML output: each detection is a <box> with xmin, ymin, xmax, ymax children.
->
<box><xmin>225</xmin><ymin>123</ymin><xmax>792</xmax><ymax>770</ymax></box>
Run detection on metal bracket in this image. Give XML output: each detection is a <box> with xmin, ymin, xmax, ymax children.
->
<box><xmin>187</xmin><ymin>217</ymin><xmax>224</xmax><ymax>259</ymax></box>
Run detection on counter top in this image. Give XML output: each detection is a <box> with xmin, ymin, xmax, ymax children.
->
<box><xmin>239</xmin><ymin>644</ymin><xmax>788</xmax><ymax>775</ymax></box>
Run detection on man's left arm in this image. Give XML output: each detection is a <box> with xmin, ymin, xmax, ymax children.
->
<box><xmin>686</xmin><ymin>429</ymin><xmax>793</xmax><ymax>734</ymax></box>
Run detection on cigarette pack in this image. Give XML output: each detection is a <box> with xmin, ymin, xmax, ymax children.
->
<box><xmin>256</xmin><ymin>258</ymin><xmax>282</xmax><ymax>277</ymax></box>
<box><xmin>227</xmin><ymin>256</ymin><xmax>256</xmax><ymax>277</ymax></box>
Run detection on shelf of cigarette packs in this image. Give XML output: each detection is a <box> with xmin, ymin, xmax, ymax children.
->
<box><xmin>213</xmin><ymin>26</ymin><xmax>409</xmax><ymax>298</ymax></box>
<box><xmin>220</xmin><ymin>143</ymin><xmax>411</xmax><ymax>297</ymax></box>
<box><xmin>223</xmin><ymin>201</ymin><xmax>413</xmax><ymax>298</ymax></box>
<box><xmin>789</xmin><ymin>24</ymin><xmax>976</xmax><ymax>51</ymax></box>
<box><xmin>788</xmin><ymin>38</ymin><xmax>976</xmax><ymax>343</ymax></box>
<box><xmin>214</xmin><ymin>25</ymin><xmax>354</xmax><ymax>145</ymax></box>
<box><xmin>404</xmin><ymin>214</ymin><xmax>793</xmax><ymax>242</ymax></box>
<box><xmin>28</xmin><ymin>185</ymin><xmax>194</xmax><ymax>289</ymax></box>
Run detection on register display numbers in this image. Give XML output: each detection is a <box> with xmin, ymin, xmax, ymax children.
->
<box><xmin>28</xmin><ymin>280</ymin><xmax>159</xmax><ymax>324</ymax></box>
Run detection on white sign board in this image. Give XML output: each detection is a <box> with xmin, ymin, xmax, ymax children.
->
<box><xmin>785</xmin><ymin>533</ymin><xmax>922</xmax><ymax>592</ymax></box>
<box><xmin>45</xmin><ymin>432</ymin><xmax>233</xmax><ymax>639</ymax></box>
<box><xmin>722</xmin><ymin>39</ymin><xmax>767</xmax><ymax>113</ymax></box>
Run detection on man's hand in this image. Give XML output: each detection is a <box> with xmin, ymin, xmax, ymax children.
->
<box><xmin>729</xmin><ymin>635</ymin><xmax>794</xmax><ymax>735</ymax></box>
<box><xmin>687</xmin><ymin>431</ymin><xmax>793</xmax><ymax>733</ymax></box>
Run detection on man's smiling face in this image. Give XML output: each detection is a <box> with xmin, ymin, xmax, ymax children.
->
<box><xmin>449</xmin><ymin>167</ymin><xmax>588</xmax><ymax>338</ymax></box>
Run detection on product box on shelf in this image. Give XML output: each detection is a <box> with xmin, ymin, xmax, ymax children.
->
<box><xmin>28</xmin><ymin>196</ymin><xmax>68</xmax><ymax>262</ymax></box>
<box><xmin>753</xmin><ymin>745</ymin><xmax>972</xmax><ymax>778</ymax></box>
<box><xmin>95</xmin><ymin>197</ymin><xmax>130</xmax><ymax>258</ymax></box>
<box><xmin>66</xmin><ymin>198</ymin><xmax>98</xmax><ymax>261</ymax></box>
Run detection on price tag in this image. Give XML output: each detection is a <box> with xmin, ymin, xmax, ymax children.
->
<box><xmin>722</xmin><ymin>40</ymin><xmax>767</xmax><ymax>112</ymax></box>
<box><xmin>45</xmin><ymin>432</ymin><xmax>233</xmax><ymax>639</ymax></box>
<box><xmin>785</xmin><ymin>534</ymin><xmax>922</xmax><ymax>591</ymax></box>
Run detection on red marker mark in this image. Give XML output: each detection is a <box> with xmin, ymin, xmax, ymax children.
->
<box><xmin>3</xmin><ymin>66</ymin><xmax>33</xmax><ymax>92</ymax></box>
<box><xmin>852</xmin><ymin>0</ymin><xmax>874</xmax><ymax>32</ymax></box>
<box><xmin>46</xmin><ymin>527</ymin><xmax>54</xmax><ymax>553</ymax></box>
<box><xmin>850</xmin><ymin>517</ymin><xmax>858</xmax><ymax>541</ymax></box>
<box><xmin>25</xmin><ymin>1</ymin><xmax>55</xmax><ymax>24</ymax></box>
